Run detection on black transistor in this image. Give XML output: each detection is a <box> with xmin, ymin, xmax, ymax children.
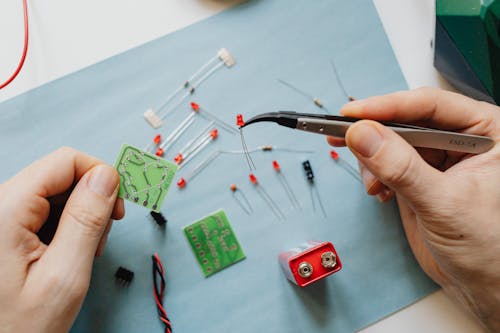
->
<box><xmin>150</xmin><ymin>211</ymin><xmax>167</xmax><ymax>226</ymax></box>
<box><xmin>302</xmin><ymin>160</ymin><xmax>327</xmax><ymax>217</ymax></box>
<box><xmin>115</xmin><ymin>267</ymin><xmax>134</xmax><ymax>285</ymax></box>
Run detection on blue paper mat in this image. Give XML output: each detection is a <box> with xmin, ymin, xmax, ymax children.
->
<box><xmin>0</xmin><ymin>1</ymin><xmax>438</xmax><ymax>332</ymax></box>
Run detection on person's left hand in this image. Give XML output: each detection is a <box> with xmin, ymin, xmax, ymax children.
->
<box><xmin>0</xmin><ymin>147</ymin><xmax>125</xmax><ymax>333</ymax></box>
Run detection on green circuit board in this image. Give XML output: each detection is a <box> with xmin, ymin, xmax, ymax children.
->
<box><xmin>184</xmin><ymin>210</ymin><xmax>246</xmax><ymax>277</ymax></box>
<box><xmin>114</xmin><ymin>144</ymin><xmax>177</xmax><ymax>212</ymax></box>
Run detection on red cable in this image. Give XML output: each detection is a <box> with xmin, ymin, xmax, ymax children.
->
<box><xmin>0</xmin><ymin>0</ymin><xmax>29</xmax><ymax>90</ymax></box>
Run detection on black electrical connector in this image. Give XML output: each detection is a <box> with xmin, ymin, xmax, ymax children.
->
<box><xmin>150</xmin><ymin>211</ymin><xmax>167</xmax><ymax>226</ymax></box>
<box><xmin>115</xmin><ymin>267</ymin><xmax>134</xmax><ymax>284</ymax></box>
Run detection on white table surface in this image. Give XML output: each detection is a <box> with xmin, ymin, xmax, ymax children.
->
<box><xmin>0</xmin><ymin>0</ymin><xmax>484</xmax><ymax>332</ymax></box>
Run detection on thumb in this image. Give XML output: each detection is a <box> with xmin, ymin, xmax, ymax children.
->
<box><xmin>345</xmin><ymin>120</ymin><xmax>442</xmax><ymax>208</ymax></box>
<box><xmin>45</xmin><ymin>164</ymin><xmax>119</xmax><ymax>277</ymax></box>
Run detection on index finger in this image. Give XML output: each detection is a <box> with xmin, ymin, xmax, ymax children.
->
<box><xmin>6</xmin><ymin>146</ymin><xmax>103</xmax><ymax>198</ymax></box>
<box><xmin>341</xmin><ymin>87</ymin><xmax>500</xmax><ymax>139</ymax></box>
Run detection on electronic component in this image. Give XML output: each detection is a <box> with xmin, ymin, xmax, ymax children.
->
<box><xmin>144</xmin><ymin>48</ymin><xmax>237</xmax><ymax>128</ymax></box>
<box><xmin>279</xmin><ymin>240</ymin><xmax>342</xmax><ymax>287</ymax></box>
<box><xmin>236</xmin><ymin>114</ymin><xmax>255</xmax><ymax>170</ymax></box>
<box><xmin>152</xmin><ymin>253</ymin><xmax>172</xmax><ymax>333</ymax></box>
<box><xmin>150</xmin><ymin>211</ymin><xmax>168</xmax><ymax>226</ymax></box>
<box><xmin>176</xmin><ymin>145</ymin><xmax>315</xmax><ymax>189</ymax></box>
<box><xmin>175</xmin><ymin>124</ymin><xmax>219</xmax><ymax>170</ymax></box>
<box><xmin>330</xmin><ymin>60</ymin><xmax>355</xmax><ymax>102</ymax></box>
<box><xmin>277</xmin><ymin>78</ymin><xmax>330</xmax><ymax>113</ymax></box>
<box><xmin>302</xmin><ymin>160</ymin><xmax>327</xmax><ymax>217</ymax></box>
<box><xmin>184</xmin><ymin>210</ymin><xmax>245</xmax><ymax>277</ymax></box>
<box><xmin>115</xmin><ymin>144</ymin><xmax>178</xmax><ymax>212</ymax></box>
<box><xmin>155</xmin><ymin>112</ymin><xmax>196</xmax><ymax>157</ymax></box>
<box><xmin>329</xmin><ymin>149</ymin><xmax>362</xmax><ymax>183</ymax></box>
<box><xmin>144</xmin><ymin>134</ymin><xmax>162</xmax><ymax>153</ymax></box>
<box><xmin>190</xmin><ymin>102</ymin><xmax>237</xmax><ymax>135</ymax></box>
<box><xmin>272</xmin><ymin>160</ymin><xmax>300</xmax><ymax>210</ymax></box>
<box><xmin>230</xmin><ymin>183</ymin><xmax>253</xmax><ymax>215</ymax></box>
<box><xmin>249</xmin><ymin>173</ymin><xmax>285</xmax><ymax>220</ymax></box>
<box><xmin>115</xmin><ymin>266</ymin><xmax>134</xmax><ymax>285</ymax></box>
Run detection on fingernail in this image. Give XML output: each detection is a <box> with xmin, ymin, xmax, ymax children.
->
<box><xmin>367</xmin><ymin>179</ymin><xmax>386</xmax><ymax>196</ymax></box>
<box><xmin>377</xmin><ymin>189</ymin><xmax>393</xmax><ymax>203</ymax></box>
<box><xmin>348</xmin><ymin>122</ymin><xmax>383</xmax><ymax>158</ymax></box>
<box><xmin>341</xmin><ymin>99</ymin><xmax>366</xmax><ymax>115</ymax></box>
<box><xmin>87</xmin><ymin>165</ymin><xmax>117</xmax><ymax>198</ymax></box>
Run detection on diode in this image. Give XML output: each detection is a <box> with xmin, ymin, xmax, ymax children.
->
<box><xmin>144</xmin><ymin>134</ymin><xmax>162</xmax><ymax>153</ymax></box>
<box><xmin>176</xmin><ymin>126</ymin><xmax>219</xmax><ymax>170</ymax></box>
<box><xmin>155</xmin><ymin>112</ymin><xmax>196</xmax><ymax>157</ymax></box>
<box><xmin>236</xmin><ymin>114</ymin><xmax>256</xmax><ymax>170</ymax></box>
<box><xmin>174</xmin><ymin>122</ymin><xmax>214</xmax><ymax>164</ymax></box>
<box><xmin>190</xmin><ymin>102</ymin><xmax>237</xmax><ymax>135</ymax></box>
<box><xmin>249</xmin><ymin>173</ymin><xmax>285</xmax><ymax>220</ymax></box>
<box><xmin>329</xmin><ymin>149</ymin><xmax>362</xmax><ymax>183</ymax></box>
<box><xmin>277</xmin><ymin>78</ymin><xmax>330</xmax><ymax>113</ymax></box>
<box><xmin>230</xmin><ymin>183</ymin><xmax>253</xmax><ymax>215</ymax></box>
<box><xmin>302</xmin><ymin>160</ymin><xmax>327</xmax><ymax>217</ymax></box>
<box><xmin>144</xmin><ymin>48</ymin><xmax>236</xmax><ymax>128</ymax></box>
<box><xmin>272</xmin><ymin>160</ymin><xmax>300</xmax><ymax>210</ymax></box>
<box><xmin>175</xmin><ymin>146</ymin><xmax>315</xmax><ymax>189</ymax></box>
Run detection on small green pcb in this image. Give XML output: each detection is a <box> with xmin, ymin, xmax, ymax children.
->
<box><xmin>184</xmin><ymin>210</ymin><xmax>246</xmax><ymax>277</ymax></box>
<box><xmin>114</xmin><ymin>144</ymin><xmax>177</xmax><ymax>212</ymax></box>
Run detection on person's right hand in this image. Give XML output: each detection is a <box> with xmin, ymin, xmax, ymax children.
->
<box><xmin>328</xmin><ymin>88</ymin><xmax>500</xmax><ymax>332</ymax></box>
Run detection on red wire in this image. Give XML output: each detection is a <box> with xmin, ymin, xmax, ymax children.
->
<box><xmin>153</xmin><ymin>253</ymin><xmax>172</xmax><ymax>333</ymax></box>
<box><xmin>0</xmin><ymin>0</ymin><xmax>29</xmax><ymax>90</ymax></box>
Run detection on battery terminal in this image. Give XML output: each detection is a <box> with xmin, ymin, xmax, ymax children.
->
<box><xmin>297</xmin><ymin>261</ymin><xmax>313</xmax><ymax>278</ymax></box>
<box><xmin>321</xmin><ymin>251</ymin><xmax>337</xmax><ymax>269</ymax></box>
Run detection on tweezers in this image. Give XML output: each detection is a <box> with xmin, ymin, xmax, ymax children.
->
<box><xmin>241</xmin><ymin>111</ymin><xmax>494</xmax><ymax>154</ymax></box>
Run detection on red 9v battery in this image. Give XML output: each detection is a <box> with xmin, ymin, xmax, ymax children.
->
<box><xmin>279</xmin><ymin>240</ymin><xmax>342</xmax><ymax>287</ymax></box>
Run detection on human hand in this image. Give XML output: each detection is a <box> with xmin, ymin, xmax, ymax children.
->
<box><xmin>328</xmin><ymin>88</ymin><xmax>500</xmax><ymax>332</ymax></box>
<box><xmin>0</xmin><ymin>147</ymin><xmax>124</xmax><ymax>333</ymax></box>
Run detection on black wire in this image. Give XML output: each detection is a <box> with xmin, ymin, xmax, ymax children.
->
<box><xmin>152</xmin><ymin>255</ymin><xmax>172</xmax><ymax>333</ymax></box>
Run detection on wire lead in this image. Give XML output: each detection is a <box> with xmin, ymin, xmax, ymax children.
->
<box><xmin>277</xmin><ymin>78</ymin><xmax>330</xmax><ymax>113</ymax></box>
<box><xmin>236</xmin><ymin>114</ymin><xmax>256</xmax><ymax>170</ymax></box>
<box><xmin>249</xmin><ymin>174</ymin><xmax>285</xmax><ymax>220</ymax></box>
<box><xmin>302</xmin><ymin>160</ymin><xmax>327</xmax><ymax>218</ymax></box>
<box><xmin>330</xmin><ymin>60</ymin><xmax>355</xmax><ymax>102</ymax></box>
<box><xmin>330</xmin><ymin>150</ymin><xmax>362</xmax><ymax>183</ymax></box>
<box><xmin>230</xmin><ymin>184</ymin><xmax>253</xmax><ymax>215</ymax></box>
<box><xmin>272</xmin><ymin>160</ymin><xmax>301</xmax><ymax>210</ymax></box>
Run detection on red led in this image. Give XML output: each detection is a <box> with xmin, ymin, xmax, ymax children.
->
<box><xmin>210</xmin><ymin>129</ymin><xmax>218</xmax><ymax>139</ymax></box>
<box><xmin>155</xmin><ymin>148</ymin><xmax>164</xmax><ymax>157</ymax></box>
<box><xmin>236</xmin><ymin>114</ymin><xmax>245</xmax><ymax>127</ymax></box>
<box><xmin>190</xmin><ymin>102</ymin><xmax>200</xmax><ymax>112</ymax></box>
<box><xmin>177</xmin><ymin>177</ymin><xmax>186</xmax><ymax>188</ymax></box>
<box><xmin>330</xmin><ymin>150</ymin><xmax>339</xmax><ymax>160</ymax></box>
<box><xmin>249</xmin><ymin>173</ymin><xmax>258</xmax><ymax>184</ymax></box>
<box><xmin>174</xmin><ymin>153</ymin><xmax>183</xmax><ymax>164</ymax></box>
<box><xmin>153</xmin><ymin>134</ymin><xmax>161</xmax><ymax>145</ymax></box>
<box><xmin>230</xmin><ymin>184</ymin><xmax>237</xmax><ymax>192</ymax></box>
<box><xmin>272</xmin><ymin>160</ymin><xmax>281</xmax><ymax>171</ymax></box>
